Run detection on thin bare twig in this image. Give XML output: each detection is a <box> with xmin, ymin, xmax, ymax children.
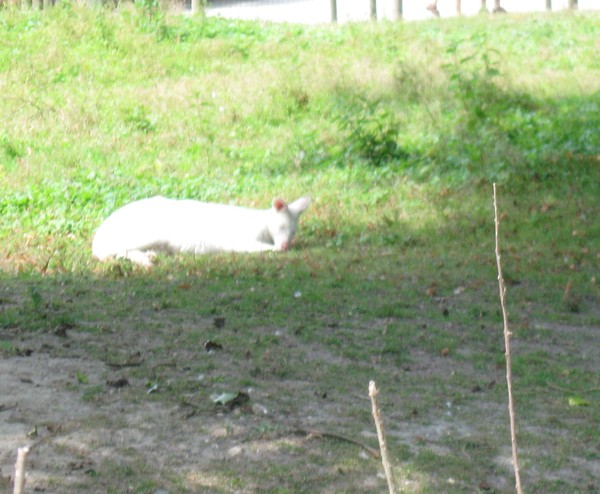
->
<box><xmin>562</xmin><ymin>278</ymin><xmax>573</xmax><ymax>301</ymax></box>
<box><xmin>13</xmin><ymin>446</ymin><xmax>30</xmax><ymax>494</ymax></box>
<box><xmin>493</xmin><ymin>183</ymin><xmax>524</xmax><ymax>494</ymax></box>
<box><xmin>292</xmin><ymin>429</ymin><xmax>380</xmax><ymax>459</ymax></box>
<box><xmin>369</xmin><ymin>381</ymin><xmax>397</xmax><ymax>494</ymax></box>
<box><xmin>232</xmin><ymin>426</ymin><xmax>381</xmax><ymax>459</ymax></box>
<box><xmin>546</xmin><ymin>382</ymin><xmax>600</xmax><ymax>394</ymax></box>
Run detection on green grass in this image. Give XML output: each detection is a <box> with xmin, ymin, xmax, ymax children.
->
<box><xmin>1</xmin><ymin>4</ymin><xmax>599</xmax><ymax>494</ymax></box>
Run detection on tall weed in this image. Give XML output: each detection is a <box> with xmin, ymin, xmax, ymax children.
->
<box><xmin>333</xmin><ymin>94</ymin><xmax>408</xmax><ymax>167</ymax></box>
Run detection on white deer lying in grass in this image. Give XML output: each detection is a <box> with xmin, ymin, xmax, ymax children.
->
<box><xmin>92</xmin><ymin>196</ymin><xmax>311</xmax><ymax>267</ymax></box>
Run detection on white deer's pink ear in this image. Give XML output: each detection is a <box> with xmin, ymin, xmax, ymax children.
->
<box><xmin>273</xmin><ymin>198</ymin><xmax>287</xmax><ymax>212</ymax></box>
<box><xmin>288</xmin><ymin>197</ymin><xmax>310</xmax><ymax>217</ymax></box>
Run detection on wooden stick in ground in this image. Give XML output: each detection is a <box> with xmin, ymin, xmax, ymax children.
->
<box><xmin>368</xmin><ymin>381</ymin><xmax>397</xmax><ymax>494</ymax></box>
<box><xmin>13</xmin><ymin>446</ymin><xmax>30</xmax><ymax>494</ymax></box>
<box><xmin>493</xmin><ymin>183</ymin><xmax>524</xmax><ymax>494</ymax></box>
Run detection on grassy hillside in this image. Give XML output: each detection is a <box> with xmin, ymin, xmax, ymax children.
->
<box><xmin>1</xmin><ymin>5</ymin><xmax>599</xmax><ymax>269</ymax></box>
<box><xmin>0</xmin><ymin>5</ymin><xmax>599</xmax><ymax>493</ymax></box>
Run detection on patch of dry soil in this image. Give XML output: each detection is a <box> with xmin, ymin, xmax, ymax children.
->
<box><xmin>0</xmin><ymin>333</ymin><xmax>384</xmax><ymax>493</ymax></box>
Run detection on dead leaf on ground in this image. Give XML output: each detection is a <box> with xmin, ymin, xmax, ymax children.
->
<box><xmin>204</xmin><ymin>340</ymin><xmax>223</xmax><ymax>352</ymax></box>
<box><xmin>107</xmin><ymin>377</ymin><xmax>130</xmax><ymax>388</ymax></box>
<box><xmin>211</xmin><ymin>391</ymin><xmax>250</xmax><ymax>410</ymax></box>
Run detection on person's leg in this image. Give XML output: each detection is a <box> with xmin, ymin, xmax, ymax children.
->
<box><xmin>426</xmin><ymin>1</ymin><xmax>440</xmax><ymax>17</ymax></box>
<box><xmin>493</xmin><ymin>0</ymin><xmax>506</xmax><ymax>13</ymax></box>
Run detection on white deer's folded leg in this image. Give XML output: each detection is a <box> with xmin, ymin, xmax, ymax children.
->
<box><xmin>234</xmin><ymin>241</ymin><xmax>278</xmax><ymax>253</ymax></box>
<box><xmin>202</xmin><ymin>238</ymin><xmax>278</xmax><ymax>253</ymax></box>
<box><xmin>120</xmin><ymin>250</ymin><xmax>156</xmax><ymax>267</ymax></box>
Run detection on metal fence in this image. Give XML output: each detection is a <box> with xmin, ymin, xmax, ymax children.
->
<box><xmin>2</xmin><ymin>0</ymin><xmax>586</xmax><ymax>20</ymax></box>
<box><xmin>203</xmin><ymin>0</ymin><xmax>585</xmax><ymax>23</ymax></box>
<box><xmin>203</xmin><ymin>0</ymin><xmax>400</xmax><ymax>22</ymax></box>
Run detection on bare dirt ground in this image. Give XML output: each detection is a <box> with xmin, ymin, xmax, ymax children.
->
<box><xmin>1</xmin><ymin>287</ymin><xmax>599</xmax><ymax>493</ymax></box>
<box><xmin>1</xmin><ymin>240</ymin><xmax>599</xmax><ymax>493</ymax></box>
<box><xmin>1</xmin><ymin>318</ymin><xmax>394</xmax><ymax>493</ymax></box>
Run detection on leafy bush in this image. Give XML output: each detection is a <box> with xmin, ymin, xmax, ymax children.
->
<box><xmin>333</xmin><ymin>95</ymin><xmax>408</xmax><ymax>167</ymax></box>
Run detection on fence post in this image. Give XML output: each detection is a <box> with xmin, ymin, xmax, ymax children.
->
<box><xmin>545</xmin><ymin>0</ymin><xmax>551</xmax><ymax>10</ymax></box>
<box><xmin>568</xmin><ymin>0</ymin><xmax>577</xmax><ymax>9</ymax></box>
<box><xmin>370</xmin><ymin>0</ymin><xmax>377</xmax><ymax>20</ymax></box>
<box><xmin>330</xmin><ymin>0</ymin><xmax>337</xmax><ymax>22</ymax></box>
<box><xmin>191</xmin><ymin>0</ymin><xmax>200</xmax><ymax>14</ymax></box>
<box><xmin>394</xmin><ymin>0</ymin><xmax>402</xmax><ymax>20</ymax></box>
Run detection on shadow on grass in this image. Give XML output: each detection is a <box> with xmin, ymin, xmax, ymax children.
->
<box><xmin>1</xmin><ymin>172</ymin><xmax>599</xmax><ymax>493</ymax></box>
